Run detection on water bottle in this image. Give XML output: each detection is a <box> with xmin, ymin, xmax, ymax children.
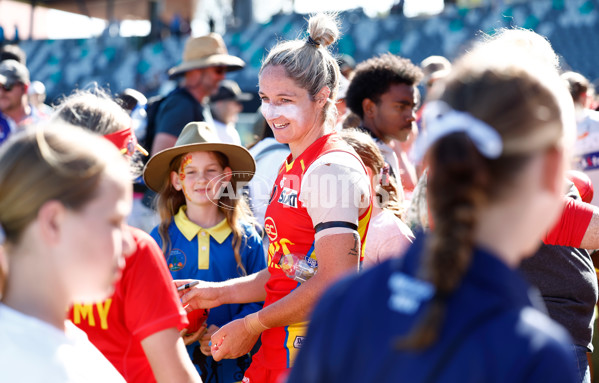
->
<box><xmin>278</xmin><ymin>253</ymin><xmax>317</xmax><ymax>283</ymax></box>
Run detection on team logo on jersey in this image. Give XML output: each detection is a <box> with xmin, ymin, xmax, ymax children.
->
<box><xmin>293</xmin><ymin>336</ymin><xmax>305</xmax><ymax>349</ymax></box>
<box><xmin>167</xmin><ymin>248</ymin><xmax>186</xmax><ymax>271</ymax></box>
<box><xmin>278</xmin><ymin>187</ymin><xmax>298</xmax><ymax>208</ymax></box>
<box><xmin>264</xmin><ymin>217</ymin><xmax>278</xmax><ymax>241</ymax></box>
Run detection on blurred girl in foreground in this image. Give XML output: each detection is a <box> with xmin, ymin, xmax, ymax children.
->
<box><xmin>0</xmin><ymin>125</ymin><xmax>132</xmax><ymax>382</ymax></box>
<box><xmin>288</xmin><ymin>40</ymin><xmax>578</xmax><ymax>382</ymax></box>
<box><xmin>54</xmin><ymin>90</ymin><xmax>201</xmax><ymax>383</ymax></box>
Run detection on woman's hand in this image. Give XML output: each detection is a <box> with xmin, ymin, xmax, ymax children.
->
<box><xmin>174</xmin><ymin>279</ymin><xmax>224</xmax><ymax>311</ymax></box>
<box><xmin>210</xmin><ymin>318</ymin><xmax>261</xmax><ymax>361</ymax></box>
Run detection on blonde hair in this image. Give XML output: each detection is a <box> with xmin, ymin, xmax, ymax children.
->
<box><xmin>0</xmin><ymin>124</ymin><xmax>127</xmax><ymax>292</ymax></box>
<box><xmin>260</xmin><ymin>13</ymin><xmax>341</xmax><ymax>128</ymax></box>
<box><xmin>399</xmin><ymin>50</ymin><xmax>564</xmax><ymax>350</ymax></box>
<box><xmin>481</xmin><ymin>28</ymin><xmax>560</xmax><ymax>71</ymax></box>
<box><xmin>156</xmin><ymin>151</ymin><xmax>256</xmax><ymax>276</ymax></box>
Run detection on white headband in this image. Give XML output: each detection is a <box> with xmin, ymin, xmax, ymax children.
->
<box><xmin>411</xmin><ymin>100</ymin><xmax>503</xmax><ymax>162</ymax></box>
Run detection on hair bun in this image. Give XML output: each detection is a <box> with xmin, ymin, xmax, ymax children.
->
<box><xmin>307</xmin><ymin>13</ymin><xmax>340</xmax><ymax>48</ymax></box>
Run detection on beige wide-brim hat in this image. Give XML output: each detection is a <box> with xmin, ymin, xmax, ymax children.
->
<box><xmin>168</xmin><ymin>33</ymin><xmax>246</xmax><ymax>79</ymax></box>
<box><xmin>143</xmin><ymin>122</ymin><xmax>255</xmax><ymax>193</ymax></box>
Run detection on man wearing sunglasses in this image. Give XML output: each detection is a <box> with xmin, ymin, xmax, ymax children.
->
<box><xmin>0</xmin><ymin>60</ymin><xmax>47</xmax><ymax>145</ymax></box>
<box><xmin>150</xmin><ymin>33</ymin><xmax>245</xmax><ymax>155</ymax></box>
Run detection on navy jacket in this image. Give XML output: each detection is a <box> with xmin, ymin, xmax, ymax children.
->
<box><xmin>288</xmin><ymin>234</ymin><xmax>577</xmax><ymax>383</ymax></box>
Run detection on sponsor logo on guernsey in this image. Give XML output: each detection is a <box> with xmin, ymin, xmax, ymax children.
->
<box><xmin>293</xmin><ymin>336</ymin><xmax>305</xmax><ymax>349</ymax></box>
<box><xmin>278</xmin><ymin>187</ymin><xmax>298</xmax><ymax>208</ymax></box>
<box><xmin>167</xmin><ymin>248</ymin><xmax>187</xmax><ymax>271</ymax></box>
<box><xmin>264</xmin><ymin>217</ymin><xmax>278</xmax><ymax>241</ymax></box>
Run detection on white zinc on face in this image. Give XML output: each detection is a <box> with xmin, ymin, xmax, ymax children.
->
<box><xmin>260</xmin><ymin>102</ymin><xmax>305</xmax><ymax>126</ymax></box>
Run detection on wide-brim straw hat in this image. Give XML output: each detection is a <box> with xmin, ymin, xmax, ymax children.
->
<box><xmin>168</xmin><ymin>33</ymin><xmax>245</xmax><ymax>79</ymax></box>
<box><xmin>143</xmin><ymin>122</ymin><xmax>255</xmax><ymax>193</ymax></box>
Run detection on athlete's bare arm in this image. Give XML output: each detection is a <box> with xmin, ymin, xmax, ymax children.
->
<box><xmin>176</xmin><ymin>269</ymin><xmax>270</xmax><ymax>311</ymax></box>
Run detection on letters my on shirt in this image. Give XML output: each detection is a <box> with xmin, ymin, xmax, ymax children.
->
<box><xmin>72</xmin><ymin>299</ymin><xmax>112</xmax><ymax>330</ymax></box>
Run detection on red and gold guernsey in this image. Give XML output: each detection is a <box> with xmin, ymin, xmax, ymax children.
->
<box><xmin>261</xmin><ymin>132</ymin><xmax>372</xmax><ymax>369</ymax></box>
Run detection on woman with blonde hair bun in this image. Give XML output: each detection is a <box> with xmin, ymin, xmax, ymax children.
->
<box><xmin>176</xmin><ymin>13</ymin><xmax>372</xmax><ymax>383</ymax></box>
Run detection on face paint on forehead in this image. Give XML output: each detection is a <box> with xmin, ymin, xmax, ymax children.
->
<box><xmin>179</xmin><ymin>153</ymin><xmax>193</xmax><ymax>181</ymax></box>
<box><xmin>180</xmin><ymin>154</ymin><xmax>193</xmax><ymax>172</ymax></box>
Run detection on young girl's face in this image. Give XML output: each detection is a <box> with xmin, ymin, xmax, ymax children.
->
<box><xmin>171</xmin><ymin>151</ymin><xmax>232</xmax><ymax>207</ymax></box>
<box><xmin>56</xmin><ymin>172</ymin><xmax>134</xmax><ymax>303</ymax></box>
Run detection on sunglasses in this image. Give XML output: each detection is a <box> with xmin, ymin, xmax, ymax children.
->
<box><xmin>0</xmin><ymin>83</ymin><xmax>19</xmax><ymax>92</ymax></box>
<box><xmin>213</xmin><ymin>67</ymin><xmax>227</xmax><ymax>75</ymax></box>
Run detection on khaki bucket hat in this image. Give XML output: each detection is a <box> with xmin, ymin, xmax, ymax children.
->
<box><xmin>168</xmin><ymin>33</ymin><xmax>245</xmax><ymax>79</ymax></box>
<box><xmin>143</xmin><ymin>122</ymin><xmax>255</xmax><ymax>193</ymax></box>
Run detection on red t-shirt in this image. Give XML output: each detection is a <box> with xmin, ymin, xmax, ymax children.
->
<box><xmin>544</xmin><ymin>197</ymin><xmax>594</xmax><ymax>247</ymax></box>
<box><xmin>68</xmin><ymin>227</ymin><xmax>188</xmax><ymax>383</ymax></box>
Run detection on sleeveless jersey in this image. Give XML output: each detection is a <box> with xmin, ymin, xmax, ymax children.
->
<box><xmin>261</xmin><ymin>132</ymin><xmax>372</xmax><ymax>369</ymax></box>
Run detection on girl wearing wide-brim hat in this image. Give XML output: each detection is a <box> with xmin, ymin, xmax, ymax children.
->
<box><xmin>144</xmin><ymin>121</ymin><xmax>267</xmax><ymax>383</ymax></box>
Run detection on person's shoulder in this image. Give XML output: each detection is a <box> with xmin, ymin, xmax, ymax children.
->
<box><xmin>514</xmin><ymin>306</ymin><xmax>572</xmax><ymax>346</ymax></box>
<box><xmin>384</xmin><ymin>211</ymin><xmax>415</xmax><ymax>238</ymax></box>
<box><xmin>64</xmin><ymin>322</ymin><xmax>127</xmax><ymax>381</ymax></box>
<box><xmin>160</xmin><ymin>88</ymin><xmax>198</xmax><ymax>109</ymax></box>
<box><xmin>249</xmin><ymin>137</ymin><xmax>280</xmax><ymax>154</ymax></box>
<box><xmin>304</xmin><ymin>151</ymin><xmax>366</xmax><ymax>180</ymax></box>
<box><xmin>149</xmin><ymin>222</ymin><xmax>179</xmax><ymax>248</ymax></box>
<box><xmin>317</xmin><ymin>148</ymin><xmax>362</xmax><ymax>165</ymax></box>
<box><xmin>480</xmin><ymin>306</ymin><xmax>573</xmax><ymax>357</ymax></box>
<box><xmin>0</xmin><ymin>309</ymin><xmax>77</xmax><ymax>382</ymax></box>
<box><xmin>130</xmin><ymin>225</ymin><xmax>155</xmax><ymax>243</ymax></box>
<box><xmin>0</xmin><ymin>347</ymin><xmax>64</xmax><ymax>383</ymax></box>
<box><xmin>317</xmin><ymin>258</ymin><xmax>399</xmax><ymax>313</ymax></box>
<box><xmin>476</xmin><ymin>306</ymin><xmax>577</xmax><ymax>381</ymax></box>
<box><xmin>149</xmin><ymin>224</ymin><xmax>160</xmax><ymax>240</ymax></box>
<box><xmin>127</xmin><ymin>226</ymin><xmax>169</xmax><ymax>263</ymax></box>
<box><xmin>130</xmin><ymin>225</ymin><xmax>162</xmax><ymax>249</ymax></box>
<box><xmin>374</xmin><ymin>209</ymin><xmax>403</xmax><ymax>226</ymax></box>
<box><xmin>315</xmin><ymin>237</ymin><xmax>424</xmax><ymax>315</ymax></box>
<box><xmin>238</xmin><ymin>220</ymin><xmax>262</xmax><ymax>238</ymax></box>
<box><xmin>250</xmin><ymin>138</ymin><xmax>289</xmax><ymax>160</ymax></box>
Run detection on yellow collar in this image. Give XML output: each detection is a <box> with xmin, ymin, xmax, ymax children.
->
<box><xmin>284</xmin><ymin>158</ymin><xmax>305</xmax><ymax>173</ymax></box>
<box><xmin>174</xmin><ymin>207</ymin><xmax>232</xmax><ymax>244</ymax></box>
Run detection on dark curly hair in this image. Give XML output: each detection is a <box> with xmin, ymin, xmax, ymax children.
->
<box><xmin>346</xmin><ymin>53</ymin><xmax>423</xmax><ymax>119</ymax></box>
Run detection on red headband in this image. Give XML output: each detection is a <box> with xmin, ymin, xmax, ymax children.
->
<box><xmin>104</xmin><ymin>127</ymin><xmax>148</xmax><ymax>156</ymax></box>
